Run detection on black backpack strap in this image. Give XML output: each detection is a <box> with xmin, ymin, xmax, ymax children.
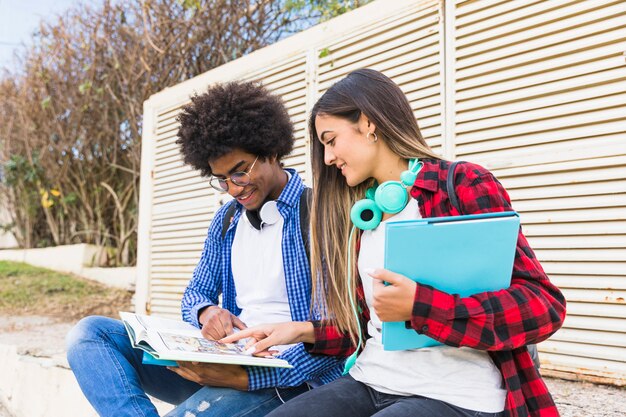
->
<box><xmin>299</xmin><ymin>187</ymin><xmax>312</xmax><ymax>262</ymax></box>
<box><xmin>447</xmin><ymin>161</ymin><xmax>462</xmax><ymax>214</ymax></box>
<box><xmin>447</xmin><ymin>160</ymin><xmax>541</xmax><ymax>370</ymax></box>
<box><xmin>221</xmin><ymin>202</ymin><xmax>238</xmax><ymax>240</ymax></box>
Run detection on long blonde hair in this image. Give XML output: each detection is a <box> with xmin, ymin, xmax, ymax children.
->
<box><xmin>309</xmin><ymin>69</ymin><xmax>441</xmax><ymax>343</ymax></box>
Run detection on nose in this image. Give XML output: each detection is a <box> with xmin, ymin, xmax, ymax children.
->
<box><xmin>227</xmin><ymin>182</ymin><xmax>245</xmax><ymax>198</ymax></box>
<box><xmin>324</xmin><ymin>147</ymin><xmax>335</xmax><ymax>166</ymax></box>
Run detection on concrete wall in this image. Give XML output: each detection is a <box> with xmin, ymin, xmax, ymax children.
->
<box><xmin>0</xmin><ymin>244</ymin><xmax>136</xmax><ymax>289</ymax></box>
<box><xmin>0</xmin><ymin>344</ymin><xmax>173</xmax><ymax>417</ymax></box>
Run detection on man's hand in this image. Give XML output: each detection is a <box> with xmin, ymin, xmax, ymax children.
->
<box><xmin>199</xmin><ymin>306</ymin><xmax>247</xmax><ymax>340</ymax></box>
<box><xmin>369</xmin><ymin>269</ymin><xmax>416</xmax><ymax>322</ymax></box>
<box><xmin>168</xmin><ymin>362</ymin><xmax>248</xmax><ymax>390</ymax></box>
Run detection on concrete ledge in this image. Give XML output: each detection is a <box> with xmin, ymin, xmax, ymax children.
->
<box><xmin>0</xmin><ymin>344</ymin><xmax>96</xmax><ymax>417</ymax></box>
<box><xmin>0</xmin><ymin>343</ymin><xmax>174</xmax><ymax>417</ymax></box>
<box><xmin>81</xmin><ymin>267</ymin><xmax>136</xmax><ymax>289</ymax></box>
<box><xmin>0</xmin><ymin>244</ymin><xmax>103</xmax><ymax>273</ymax></box>
<box><xmin>0</xmin><ymin>245</ymin><xmax>136</xmax><ymax>289</ymax></box>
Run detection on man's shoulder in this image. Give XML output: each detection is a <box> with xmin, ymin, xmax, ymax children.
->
<box><xmin>209</xmin><ymin>199</ymin><xmax>240</xmax><ymax>240</ymax></box>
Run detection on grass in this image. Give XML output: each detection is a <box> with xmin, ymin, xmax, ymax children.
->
<box><xmin>0</xmin><ymin>260</ymin><xmax>132</xmax><ymax>319</ymax></box>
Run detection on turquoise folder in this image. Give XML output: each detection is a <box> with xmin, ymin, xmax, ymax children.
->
<box><xmin>382</xmin><ymin>211</ymin><xmax>520</xmax><ymax>351</ymax></box>
<box><xmin>142</xmin><ymin>351</ymin><xmax>178</xmax><ymax>367</ymax></box>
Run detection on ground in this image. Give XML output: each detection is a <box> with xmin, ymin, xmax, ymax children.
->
<box><xmin>0</xmin><ymin>313</ymin><xmax>624</xmax><ymax>417</ymax></box>
<box><xmin>0</xmin><ymin>261</ymin><xmax>623</xmax><ymax>416</ymax></box>
<box><xmin>0</xmin><ymin>261</ymin><xmax>132</xmax><ymax>320</ymax></box>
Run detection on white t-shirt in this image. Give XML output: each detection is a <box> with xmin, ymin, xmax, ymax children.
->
<box><xmin>231</xmin><ymin>203</ymin><xmax>293</xmax><ymax>352</ymax></box>
<box><xmin>349</xmin><ymin>198</ymin><xmax>507</xmax><ymax>413</ymax></box>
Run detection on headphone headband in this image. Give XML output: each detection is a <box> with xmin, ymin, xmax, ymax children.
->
<box><xmin>350</xmin><ymin>159</ymin><xmax>422</xmax><ymax>230</ymax></box>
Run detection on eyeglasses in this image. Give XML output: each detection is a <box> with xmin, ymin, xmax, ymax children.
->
<box><xmin>209</xmin><ymin>156</ymin><xmax>259</xmax><ymax>192</ymax></box>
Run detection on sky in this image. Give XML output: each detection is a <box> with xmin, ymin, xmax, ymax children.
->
<box><xmin>0</xmin><ymin>0</ymin><xmax>82</xmax><ymax>72</ymax></box>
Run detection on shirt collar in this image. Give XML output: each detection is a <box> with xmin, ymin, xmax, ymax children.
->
<box><xmin>410</xmin><ymin>158</ymin><xmax>441</xmax><ymax>193</ymax></box>
<box><xmin>275</xmin><ymin>168</ymin><xmax>305</xmax><ymax>208</ymax></box>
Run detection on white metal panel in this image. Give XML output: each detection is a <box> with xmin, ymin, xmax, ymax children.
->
<box><xmin>455</xmin><ymin>0</ymin><xmax>626</xmax><ymax>385</ymax></box>
<box><xmin>316</xmin><ymin>0</ymin><xmax>444</xmax><ymax>152</ymax></box>
<box><xmin>147</xmin><ymin>57</ymin><xmax>311</xmax><ymax>317</ymax></box>
<box><xmin>139</xmin><ymin>0</ymin><xmax>626</xmax><ymax>385</ymax></box>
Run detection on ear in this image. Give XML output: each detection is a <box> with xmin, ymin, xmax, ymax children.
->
<box><xmin>268</xmin><ymin>154</ymin><xmax>280</xmax><ymax>165</ymax></box>
<box><xmin>359</xmin><ymin>113</ymin><xmax>376</xmax><ymax>135</ymax></box>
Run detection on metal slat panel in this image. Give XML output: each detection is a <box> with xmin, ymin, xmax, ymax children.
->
<box><xmin>456</xmin><ymin>0</ymin><xmax>544</xmax><ymax>28</ymax></box>
<box><xmin>457</xmin><ymin>21</ymin><xmax>626</xmax><ymax>76</ymax></box>
<box><xmin>566</xmin><ymin>302</ymin><xmax>626</xmax><ymax>319</ymax></box>
<box><xmin>540</xmin><ymin>340</ymin><xmax>625</xmax><ymax>363</ymax></box>
<box><xmin>563</xmin><ymin>315</ymin><xmax>626</xmax><ymax>332</ymax></box>
<box><xmin>147</xmin><ymin>54</ymin><xmax>309</xmax><ymax>323</ymax></box>
<box><xmin>140</xmin><ymin>0</ymin><xmax>625</xmax><ymax>385</ymax></box>
<box><xmin>454</xmin><ymin>0</ymin><xmax>626</xmax><ymax>385</ymax></box>
<box><xmin>540</xmin><ymin>351</ymin><xmax>626</xmax><ymax>383</ymax></box>
<box><xmin>549</xmin><ymin>328</ymin><xmax>626</xmax><ymax>348</ymax></box>
<box><xmin>524</xmin><ymin>221</ymin><xmax>626</xmax><ymax>237</ymax></box>
<box><xmin>457</xmin><ymin>1</ymin><xmax>625</xmax><ymax>52</ymax></box>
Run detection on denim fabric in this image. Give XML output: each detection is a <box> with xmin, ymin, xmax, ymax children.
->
<box><xmin>165</xmin><ymin>383</ymin><xmax>310</xmax><ymax>417</ymax></box>
<box><xmin>66</xmin><ymin>316</ymin><xmax>306</xmax><ymax>417</ymax></box>
<box><xmin>265</xmin><ymin>375</ymin><xmax>504</xmax><ymax>417</ymax></box>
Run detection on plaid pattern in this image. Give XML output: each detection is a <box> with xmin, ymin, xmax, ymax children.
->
<box><xmin>308</xmin><ymin>159</ymin><xmax>566</xmax><ymax>417</ymax></box>
<box><xmin>181</xmin><ymin>169</ymin><xmax>343</xmax><ymax>390</ymax></box>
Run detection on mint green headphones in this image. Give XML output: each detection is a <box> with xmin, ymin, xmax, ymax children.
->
<box><xmin>350</xmin><ymin>159</ymin><xmax>423</xmax><ymax>230</ymax></box>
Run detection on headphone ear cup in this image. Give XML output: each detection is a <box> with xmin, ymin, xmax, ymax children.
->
<box><xmin>350</xmin><ymin>198</ymin><xmax>383</xmax><ymax>230</ymax></box>
<box><xmin>374</xmin><ymin>181</ymin><xmax>408</xmax><ymax>214</ymax></box>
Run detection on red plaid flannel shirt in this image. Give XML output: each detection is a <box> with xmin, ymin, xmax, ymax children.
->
<box><xmin>307</xmin><ymin>159</ymin><xmax>567</xmax><ymax>417</ymax></box>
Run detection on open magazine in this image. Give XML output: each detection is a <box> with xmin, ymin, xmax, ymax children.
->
<box><xmin>119</xmin><ymin>312</ymin><xmax>292</xmax><ymax>368</ymax></box>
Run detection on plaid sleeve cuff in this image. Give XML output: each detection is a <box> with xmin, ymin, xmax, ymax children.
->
<box><xmin>245</xmin><ymin>365</ymin><xmax>280</xmax><ymax>390</ymax></box>
<box><xmin>188</xmin><ymin>301</ymin><xmax>215</xmax><ymax>328</ymax></box>
<box><xmin>410</xmin><ymin>283</ymin><xmax>453</xmax><ymax>339</ymax></box>
<box><xmin>305</xmin><ymin>321</ymin><xmax>355</xmax><ymax>357</ymax></box>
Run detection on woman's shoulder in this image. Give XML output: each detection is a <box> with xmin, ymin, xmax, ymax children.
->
<box><xmin>421</xmin><ymin>158</ymin><xmax>495</xmax><ymax>186</ymax></box>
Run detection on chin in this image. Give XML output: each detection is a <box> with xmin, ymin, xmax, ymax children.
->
<box><xmin>344</xmin><ymin>174</ymin><xmax>367</xmax><ymax>188</ymax></box>
<box><xmin>238</xmin><ymin>189</ymin><xmax>262</xmax><ymax>210</ymax></box>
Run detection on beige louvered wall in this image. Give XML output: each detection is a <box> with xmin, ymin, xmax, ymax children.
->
<box><xmin>454</xmin><ymin>0</ymin><xmax>626</xmax><ymax>384</ymax></box>
<box><xmin>316</xmin><ymin>0</ymin><xmax>444</xmax><ymax>153</ymax></box>
<box><xmin>146</xmin><ymin>56</ymin><xmax>309</xmax><ymax>317</ymax></box>
<box><xmin>138</xmin><ymin>0</ymin><xmax>626</xmax><ymax>385</ymax></box>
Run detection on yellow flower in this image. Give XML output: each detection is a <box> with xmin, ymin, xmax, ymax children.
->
<box><xmin>40</xmin><ymin>191</ymin><xmax>54</xmax><ymax>208</ymax></box>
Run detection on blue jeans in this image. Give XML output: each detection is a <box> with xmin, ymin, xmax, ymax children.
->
<box><xmin>266</xmin><ymin>375</ymin><xmax>504</xmax><ymax>417</ymax></box>
<box><xmin>66</xmin><ymin>316</ymin><xmax>308</xmax><ymax>417</ymax></box>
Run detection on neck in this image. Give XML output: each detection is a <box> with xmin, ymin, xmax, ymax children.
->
<box><xmin>268</xmin><ymin>168</ymin><xmax>289</xmax><ymax>200</ymax></box>
<box><xmin>373</xmin><ymin>155</ymin><xmax>409</xmax><ymax>185</ymax></box>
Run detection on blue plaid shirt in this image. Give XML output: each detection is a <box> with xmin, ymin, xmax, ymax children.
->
<box><xmin>181</xmin><ymin>169</ymin><xmax>343</xmax><ymax>390</ymax></box>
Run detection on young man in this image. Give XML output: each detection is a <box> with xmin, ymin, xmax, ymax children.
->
<box><xmin>66</xmin><ymin>81</ymin><xmax>343</xmax><ymax>417</ymax></box>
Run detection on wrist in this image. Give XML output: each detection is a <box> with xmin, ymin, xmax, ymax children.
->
<box><xmin>198</xmin><ymin>305</ymin><xmax>220</xmax><ymax>326</ymax></box>
<box><xmin>298</xmin><ymin>321</ymin><xmax>315</xmax><ymax>344</ymax></box>
<box><xmin>236</xmin><ymin>367</ymin><xmax>249</xmax><ymax>391</ymax></box>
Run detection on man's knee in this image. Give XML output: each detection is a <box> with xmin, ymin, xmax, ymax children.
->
<box><xmin>65</xmin><ymin>315</ymin><xmax>119</xmax><ymax>355</ymax></box>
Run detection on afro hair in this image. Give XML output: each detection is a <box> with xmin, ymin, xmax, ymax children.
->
<box><xmin>175</xmin><ymin>81</ymin><xmax>294</xmax><ymax>177</ymax></box>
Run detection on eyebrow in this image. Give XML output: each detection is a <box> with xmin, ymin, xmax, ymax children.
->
<box><xmin>319</xmin><ymin>130</ymin><xmax>333</xmax><ymax>142</ymax></box>
<box><xmin>213</xmin><ymin>160</ymin><xmax>247</xmax><ymax>178</ymax></box>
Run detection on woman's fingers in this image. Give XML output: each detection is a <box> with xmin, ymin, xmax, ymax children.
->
<box><xmin>220</xmin><ymin>327</ymin><xmax>258</xmax><ymax>343</ymax></box>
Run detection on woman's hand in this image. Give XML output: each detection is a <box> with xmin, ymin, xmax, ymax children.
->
<box><xmin>369</xmin><ymin>268</ymin><xmax>416</xmax><ymax>322</ymax></box>
<box><xmin>220</xmin><ymin>321</ymin><xmax>314</xmax><ymax>356</ymax></box>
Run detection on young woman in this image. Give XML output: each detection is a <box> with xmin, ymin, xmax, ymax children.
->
<box><xmin>223</xmin><ymin>69</ymin><xmax>566</xmax><ymax>417</ymax></box>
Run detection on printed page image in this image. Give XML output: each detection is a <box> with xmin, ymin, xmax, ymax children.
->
<box><xmin>158</xmin><ymin>331</ymin><xmax>248</xmax><ymax>356</ymax></box>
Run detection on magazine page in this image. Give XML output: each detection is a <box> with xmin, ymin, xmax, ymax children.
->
<box><xmin>146</xmin><ymin>327</ymin><xmax>292</xmax><ymax>368</ymax></box>
<box><xmin>119</xmin><ymin>311</ymin><xmax>151</xmax><ymax>345</ymax></box>
<box><xmin>119</xmin><ymin>311</ymin><xmax>292</xmax><ymax>368</ymax></box>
